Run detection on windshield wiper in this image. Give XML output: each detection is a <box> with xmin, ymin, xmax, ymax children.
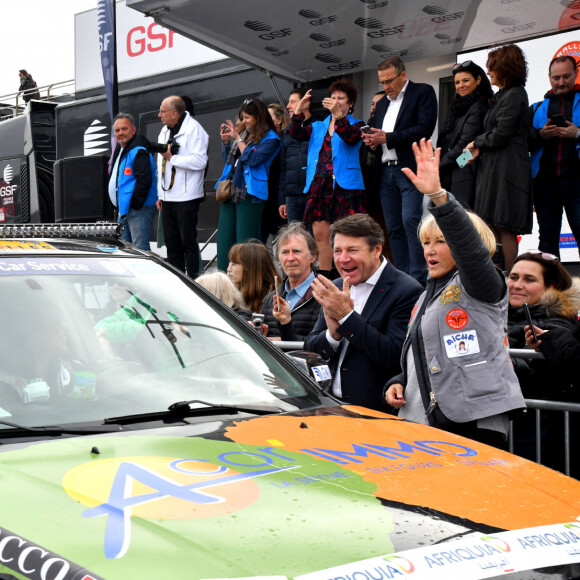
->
<box><xmin>0</xmin><ymin>419</ymin><xmax>123</xmax><ymax>437</ymax></box>
<box><xmin>105</xmin><ymin>399</ymin><xmax>280</xmax><ymax>425</ymax></box>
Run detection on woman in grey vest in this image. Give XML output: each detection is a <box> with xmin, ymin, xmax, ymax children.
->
<box><xmin>385</xmin><ymin>138</ymin><xmax>525</xmax><ymax>450</ymax></box>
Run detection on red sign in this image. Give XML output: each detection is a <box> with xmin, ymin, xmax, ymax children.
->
<box><xmin>552</xmin><ymin>41</ymin><xmax>580</xmax><ymax>83</ymax></box>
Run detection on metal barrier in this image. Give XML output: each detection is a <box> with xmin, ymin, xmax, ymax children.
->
<box><xmin>509</xmin><ymin>399</ymin><xmax>580</xmax><ymax>477</ymax></box>
<box><xmin>0</xmin><ymin>79</ymin><xmax>75</xmax><ymax>119</ymax></box>
<box><xmin>274</xmin><ymin>341</ymin><xmax>578</xmax><ymax>478</ymax></box>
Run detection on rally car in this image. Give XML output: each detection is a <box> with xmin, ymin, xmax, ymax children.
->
<box><xmin>0</xmin><ymin>223</ymin><xmax>578</xmax><ymax>580</ymax></box>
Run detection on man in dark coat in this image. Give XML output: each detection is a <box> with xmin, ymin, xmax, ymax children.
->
<box><xmin>363</xmin><ymin>56</ymin><xmax>437</xmax><ymax>286</ymax></box>
<box><xmin>305</xmin><ymin>214</ymin><xmax>423</xmax><ymax>411</ymax></box>
<box><xmin>278</xmin><ymin>88</ymin><xmax>314</xmax><ymax>225</ymax></box>
<box><xmin>261</xmin><ymin>222</ymin><xmax>320</xmax><ymax>341</ymax></box>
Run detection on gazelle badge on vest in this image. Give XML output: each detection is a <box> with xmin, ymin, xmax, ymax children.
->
<box><xmin>446</xmin><ymin>308</ymin><xmax>468</xmax><ymax>329</ymax></box>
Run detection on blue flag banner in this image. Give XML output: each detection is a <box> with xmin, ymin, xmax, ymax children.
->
<box><xmin>98</xmin><ymin>0</ymin><xmax>118</xmax><ymax>123</ymax></box>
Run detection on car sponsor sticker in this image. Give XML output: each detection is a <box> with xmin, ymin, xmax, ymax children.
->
<box><xmin>60</xmin><ymin>437</ymin><xmax>394</xmax><ymax>566</ymax></box>
<box><xmin>0</xmin><ymin>240</ymin><xmax>56</xmax><ymax>251</ymax></box>
<box><xmin>228</xmin><ymin>413</ymin><xmax>580</xmax><ymax>534</ymax></box>
<box><xmin>294</xmin><ymin>521</ymin><xmax>580</xmax><ymax>580</ymax></box>
<box><xmin>0</xmin><ymin>523</ymin><xmax>104</xmax><ymax>580</ymax></box>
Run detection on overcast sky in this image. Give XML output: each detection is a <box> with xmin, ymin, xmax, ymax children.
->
<box><xmin>0</xmin><ymin>1</ymin><xmax>97</xmax><ymax>100</ymax></box>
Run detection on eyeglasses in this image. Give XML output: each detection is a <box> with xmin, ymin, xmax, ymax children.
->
<box><xmin>380</xmin><ymin>71</ymin><xmax>402</xmax><ymax>86</ymax></box>
<box><xmin>526</xmin><ymin>249</ymin><xmax>559</xmax><ymax>262</ymax></box>
<box><xmin>243</xmin><ymin>98</ymin><xmax>254</xmax><ymax>105</ymax></box>
<box><xmin>452</xmin><ymin>60</ymin><xmax>473</xmax><ymax>73</ymax></box>
<box><xmin>158</xmin><ymin>108</ymin><xmax>174</xmax><ymax>114</ymax></box>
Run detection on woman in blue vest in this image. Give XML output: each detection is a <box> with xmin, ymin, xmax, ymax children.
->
<box><xmin>216</xmin><ymin>98</ymin><xmax>281</xmax><ymax>271</ymax></box>
<box><xmin>291</xmin><ymin>79</ymin><xmax>366</xmax><ymax>272</ymax></box>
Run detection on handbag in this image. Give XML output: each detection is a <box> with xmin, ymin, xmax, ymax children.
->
<box><xmin>216</xmin><ymin>157</ymin><xmax>239</xmax><ymax>203</ymax></box>
<box><xmin>216</xmin><ymin>178</ymin><xmax>233</xmax><ymax>202</ymax></box>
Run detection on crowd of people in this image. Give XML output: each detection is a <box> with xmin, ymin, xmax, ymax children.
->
<box><xmin>105</xmin><ymin>45</ymin><xmax>580</xmax><ymax>470</ymax></box>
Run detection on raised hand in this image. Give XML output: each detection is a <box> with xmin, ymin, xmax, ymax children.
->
<box><xmin>401</xmin><ymin>139</ymin><xmax>442</xmax><ymax>196</ymax></box>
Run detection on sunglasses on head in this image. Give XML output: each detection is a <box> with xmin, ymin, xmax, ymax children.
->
<box><xmin>526</xmin><ymin>249</ymin><xmax>559</xmax><ymax>262</ymax></box>
<box><xmin>243</xmin><ymin>98</ymin><xmax>254</xmax><ymax>106</ymax></box>
<box><xmin>453</xmin><ymin>60</ymin><xmax>473</xmax><ymax>73</ymax></box>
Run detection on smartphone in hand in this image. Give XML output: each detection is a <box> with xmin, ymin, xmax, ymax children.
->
<box><xmin>456</xmin><ymin>149</ymin><xmax>473</xmax><ymax>168</ymax></box>
<box><xmin>360</xmin><ymin>125</ymin><xmax>373</xmax><ymax>134</ymax></box>
<box><xmin>523</xmin><ymin>303</ymin><xmax>538</xmax><ymax>343</ymax></box>
<box><xmin>549</xmin><ymin>114</ymin><xmax>567</xmax><ymax>128</ymax></box>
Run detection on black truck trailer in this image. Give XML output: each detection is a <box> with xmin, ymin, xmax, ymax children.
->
<box><xmin>0</xmin><ymin>58</ymin><xmax>293</xmax><ymax>251</ymax></box>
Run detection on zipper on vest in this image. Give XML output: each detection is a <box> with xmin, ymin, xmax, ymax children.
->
<box><xmin>426</xmin><ymin>391</ymin><xmax>438</xmax><ymax>418</ymax></box>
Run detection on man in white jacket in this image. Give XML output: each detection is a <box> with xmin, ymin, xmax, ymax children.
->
<box><xmin>156</xmin><ymin>96</ymin><xmax>209</xmax><ymax>277</ymax></box>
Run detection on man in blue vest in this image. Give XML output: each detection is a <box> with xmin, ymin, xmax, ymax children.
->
<box><xmin>108</xmin><ymin>113</ymin><xmax>158</xmax><ymax>251</ymax></box>
<box><xmin>529</xmin><ymin>55</ymin><xmax>580</xmax><ymax>258</ymax></box>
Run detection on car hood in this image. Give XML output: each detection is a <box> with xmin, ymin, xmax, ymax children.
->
<box><xmin>0</xmin><ymin>405</ymin><xmax>579</xmax><ymax>580</ymax></box>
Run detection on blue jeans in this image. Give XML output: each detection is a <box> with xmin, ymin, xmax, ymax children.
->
<box><xmin>533</xmin><ymin>174</ymin><xmax>580</xmax><ymax>259</ymax></box>
<box><xmin>379</xmin><ymin>164</ymin><xmax>426</xmax><ymax>284</ymax></box>
<box><xmin>120</xmin><ymin>205</ymin><xmax>157</xmax><ymax>251</ymax></box>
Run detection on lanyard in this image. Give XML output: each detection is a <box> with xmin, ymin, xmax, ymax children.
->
<box><xmin>161</xmin><ymin>157</ymin><xmax>176</xmax><ymax>191</ymax></box>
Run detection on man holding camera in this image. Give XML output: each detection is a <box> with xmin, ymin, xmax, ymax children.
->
<box><xmin>529</xmin><ymin>55</ymin><xmax>580</xmax><ymax>258</ymax></box>
<box><xmin>109</xmin><ymin>113</ymin><xmax>157</xmax><ymax>251</ymax></box>
<box><xmin>157</xmin><ymin>95</ymin><xmax>209</xmax><ymax>277</ymax></box>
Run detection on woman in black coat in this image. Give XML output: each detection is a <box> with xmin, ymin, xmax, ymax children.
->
<box><xmin>527</xmin><ymin>319</ymin><xmax>580</xmax><ymax>382</ymax></box>
<box><xmin>507</xmin><ymin>251</ymin><xmax>580</xmax><ymax>474</ymax></box>
<box><xmin>437</xmin><ymin>61</ymin><xmax>492</xmax><ymax>209</ymax></box>
<box><xmin>465</xmin><ymin>44</ymin><xmax>533</xmax><ymax>273</ymax></box>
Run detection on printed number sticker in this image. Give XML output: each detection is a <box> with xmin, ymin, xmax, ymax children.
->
<box><xmin>312</xmin><ymin>365</ymin><xmax>332</xmax><ymax>382</ymax></box>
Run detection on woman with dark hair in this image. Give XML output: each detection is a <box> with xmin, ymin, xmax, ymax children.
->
<box><xmin>507</xmin><ymin>251</ymin><xmax>580</xmax><ymax>471</ymax></box>
<box><xmin>19</xmin><ymin>69</ymin><xmax>40</xmax><ymax>102</ymax></box>
<box><xmin>465</xmin><ymin>44</ymin><xmax>533</xmax><ymax>273</ymax></box>
<box><xmin>216</xmin><ymin>98</ymin><xmax>281</xmax><ymax>270</ymax></box>
<box><xmin>437</xmin><ymin>61</ymin><xmax>493</xmax><ymax>209</ymax></box>
<box><xmin>226</xmin><ymin>240</ymin><xmax>279</xmax><ymax>313</ymax></box>
<box><xmin>290</xmin><ymin>79</ymin><xmax>366</xmax><ymax>271</ymax></box>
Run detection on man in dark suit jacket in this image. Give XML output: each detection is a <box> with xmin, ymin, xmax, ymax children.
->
<box><xmin>363</xmin><ymin>57</ymin><xmax>437</xmax><ymax>285</ymax></box>
<box><xmin>305</xmin><ymin>214</ymin><xmax>423</xmax><ymax>411</ymax></box>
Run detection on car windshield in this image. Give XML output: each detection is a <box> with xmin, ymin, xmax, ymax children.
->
<box><xmin>0</xmin><ymin>255</ymin><xmax>322</xmax><ymax>428</ymax></box>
